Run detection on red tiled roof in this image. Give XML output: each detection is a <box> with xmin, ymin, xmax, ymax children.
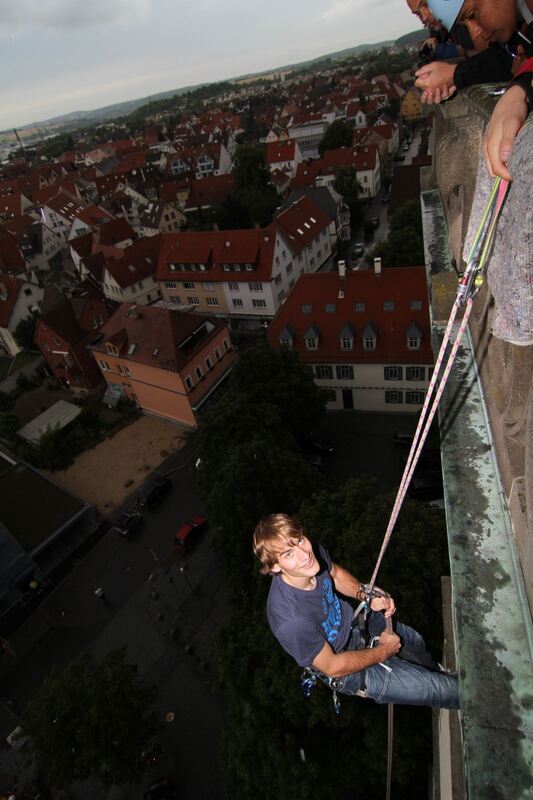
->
<box><xmin>98</xmin><ymin>217</ymin><xmax>135</xmax><ymax>246</ymax></box>
<box><xmin>91</xmin><ymin>302</ymin><xmax>228</xmax><ymax>373</ymax></box>
<box><xmin>156</xmin><ymin>228</ymin><xmax>278</xmax><ymax>284</ymax></box>
<box><xmin>268</xmin><ymin>269</ymin><xmax>433</xmax><ymax>365</ymax></box>
<box><xmin>274</xmin><ymin>196</ymin><xmax>331</xmax><ymax>252</ymax></box>
<box><xmin>76</xmin><ymin>204</ymin><xmax>114</xmax><ymax>228</ymax></box>
<box><xmin>185</xmin><ymin>175</ymin><xmax>234</xmax><ymax>210</ymax></box>
<box><xmin>266</xmin><ymin>140</ymin><xmax>296</xmax><ymax>164</ymax></box>
<box><xmin>0</xmin><ymin>193</ymin><xmax>29</xmax><ymax>220</ymax></box>
<box><xmin>44</xmin><ymin>191</ymin><xmax>86</xmax><ymax>222</ymax></box>
<box><xmin>0</xmin><ymin>228</ymin><xmax>26</xmax><ymax>275</ymax></box>
<box><xmin>104</xmin><ymin>236</ymin><xmax>161</xmax><ymax>288</ymax></box>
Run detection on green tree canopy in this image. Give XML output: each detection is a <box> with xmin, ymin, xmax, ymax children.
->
<box><xmin>318</xmin><ymin>120</ymin><xmax>353</xmax><ymax>157</ymax></box>
<box><xmin>368</xmin><ymin>200</ymin><xmax>424</xmax><ymax>268</ymax></box>
<box><xmin>215</xmin><ymin>477</ymin><xmax>449</xmax><ymax>799</ymax></box>
<box><xmin>0</xmin><ymin>411</ymin><xmax>19</xmax><ymax>437</ymax></box>
<box><xmin>223</xmin><ymin>145</ymin><xmax>279</xmax><ymax>227</ymax></box>
<box><xmin>21</xmin><ymin>648</ymin><xmax>159</xmax><ymax>787</ymax></box>
<box><xmin>13</xmin><ymin>314</ymin><xmax>37</xmax><ymax>351</ymax></box>
<box><xmin>229</xmin><ymin>342</ymin><xmax>325</xmax><ymax>441</ymax></box>
<box><xmin>333</xmin><ymin>166</ymin><xmax>363</xmax><ymax>227</ymax></box>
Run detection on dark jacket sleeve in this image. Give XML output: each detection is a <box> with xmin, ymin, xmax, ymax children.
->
<box><xmin>454</xmin><ymin>45</ymin><xmax>514</xmax><ymax>90</ymax></box>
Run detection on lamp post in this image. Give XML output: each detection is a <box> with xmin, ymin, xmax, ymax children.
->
<box><xmin>179</xmin><ymin>564</ymin><xmax>194</xmax><ymax>594</ymax></box>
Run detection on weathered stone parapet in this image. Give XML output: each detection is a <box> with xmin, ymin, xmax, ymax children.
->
<box><xmin>427</xmin><ymin>87</ymin><xmax>532</xmax><ymax>613</ymax></box>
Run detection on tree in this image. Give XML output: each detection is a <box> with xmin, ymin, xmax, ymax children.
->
<box><xmin>22</xmin><ymin>648</ymin><xmax>159</xmax><ymax>787</ymax></box>
<box><xmin>0</xmin><ymin>412</ymin><xmax>19</xmax><ymax>437</ymax></box>
<box><xmin>333</xmin><ymin>167</ymin><xmax>363</xmax><ymax>227</ymax></box>
<box><xmin>367</xmin><ymin>200</ymin><xmax>424</xmax><ymax>268</ymax></box>
<box><xmin>318</xmin><ymin>120</ymin><xmax>353</xmax><ymax>157</ymax></box>
<box><xmin>13</xmin><ymin>314</ymin><xmax>37</xmax><ymax>351</ymax></box>
<box><xmin>229</xmin><ymin>342</ymin><xmax>325</xmax><ymax>441</ymax></box>
<box><xmin>214</xmin><ymin>477</ymin><xmax>449</xmax><ymax>799</ymax></box>
<box><xmin>229</xmin><ymin>145</ymin><xmax>279</xmax><ymax>227</ymax></box>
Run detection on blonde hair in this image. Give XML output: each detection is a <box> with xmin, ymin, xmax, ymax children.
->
<box><xmin>252</xmin><ymin>513</ymin><xmax>305</xmax><ymax>575</ymax></box>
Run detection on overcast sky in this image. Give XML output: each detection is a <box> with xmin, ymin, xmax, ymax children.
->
<box><xmin>0</xmin><ymin>0</ymin><xmax>418</xmax><ymax>130</ymax></box>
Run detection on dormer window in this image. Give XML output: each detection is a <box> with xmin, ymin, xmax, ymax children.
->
<box><xmin>362</xmin><ymin>322</ymin><xmax>377</xmax><ymax>351</ymax></box>
<box><xmin>279</xmin><ymin>324</ymin><xmax>294</xmax><ymax>348</ymax></box>
<box><xmin>406</xmin><ymin>322</ymin><xmax>422</xmax><ymax>351</ymax></box>
<box><xmin>340</xmin><ymin>323</ymin><xmax>354</xmax><ymax>351</ymax></box>
<box><xmin>304</xmin><ymin>324</ymin><xmax>320</xmax><ymax>351</ymax></box>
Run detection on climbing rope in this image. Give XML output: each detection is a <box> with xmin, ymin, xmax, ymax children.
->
<box><xmin>362</xmin><ymin>177</ymin><xmax>509</xmax><ymax>800</ymax></box>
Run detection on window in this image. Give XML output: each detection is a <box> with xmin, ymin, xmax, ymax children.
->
<box><xmin>341</xmin><ymin>337</ymin><xmax>353</xmax><ymax>351</ymax></box>
<box><xmin>286</xmin><ymin>262</ymin><xmax>293</xmax><ymax>274</ymax></box>
<box><xmin>410</xmin><ymin>300</ymin><xmax>422</xmax><ymax>310</ymax></box>
<box><xmin>354</xmin><ymin>302</ymin><xmax>366</xmax><ymax>312</ymax></box>
<box><xmin>99</xmin><ymin>360</ymin><xmax>110</xmax><ymax>371</ymax></box>
<box><xmin>301</xmin><ymin>304</ymin><xmax>312</xmax><ymax>314</ymax></box>
<box><xmin>166</xmin><ymin>281</ymin><xmax>177</xmax><ymax>288</ymax></box>
<box><xmin>170</xmin><ymin>295</ymin><xmax>182</xmax><ymax>304</ymax></box>
<box><xmin>384</xmin><ymin>366</ymin><xmax>403</xmax><ymax>381</ymax></box>
<box><xmin>306</xmin><ymin>338</ymin><xmax>318</xmax><ymax>350</ymax></box>
<box><xmin>185</xmin><ymin>375</ymin><xmax>193</xmax><ymax>390</ymax></box>
<box><xmin>223</xmin><ymin>338</ymin><xmax>230</xmax><ymax>351</ymax></box>
<box><xmin>252</xmin><ymin>299</ymin><xmax>267</xmax><ymax>308</ymax></box>
<box><xmin>336</xmin><ymin>365</ymin><xmax>354</xmax><ymax>380</ymax></box>
<box><xmin>385</xmin><ymin>390</ymin><xmax>403</xmax><ymax>404</ymax></box>
<box><xmin>249</xmin><ymin>282</ymin><xmax>263</xmax><ymax>291</ymax></box>
<box><xmin>228</xmin><ymin>282</ymin><xmax>239</xmax><ymax>291</ymax></box>
<box><xmin>383</xmin><ymin>301</ymin><xmax>395</xmax><ymax>312</ymax></box>
<box><xmin>24</xmin><ymin>287</ymin><xmax>32</xmax><ymax>296</ymax></box>
<box><xmin>315</xmin><ymin>365</ymin><xmax>333</xmax><ymax>379</ymax></box>
<box><xmin>289</xmin><ymin>278</ymin><xmax>295</xmax><ymax>288</ymax></box>
<box><xmin>232</xmin><ymin>299</ymin><xmax>243</xmax><ymax>308</ymax></box>
<box><xmin>207</xmin><ymin>297</ymin><xmax>219</xmax><ymax>306</ymax></box>
<box><xmin>183</xmin><ymin>281</ymin><xmax>195</xmax><ymax>289</ymax></box>
<box><xmin>214</xmin><ymin>347</ymin><xmax>221</xmax><ymax>361</ymax></box>
<box><xmin>196</xmin><ymin>366</ymin><xmax>203</xmax><ymax>380</ymax></box>
<box><xmin>407</xmin><ymin>336</ymin><xmax>421</xmax><ymax>350</ymax></box>
<box><xmin>274</xmin><ymin>274</ymin><xmax>282</xmax><ymax>285</ymax></box>
<box><xmin>205</xmin><ymin>356</ymin><xmax>212</xmax><ymax>371</ymax></box>
<box><xmin>325</xmin><ymin>303</ymin><xmax>336</xmax><ymax>313</ymax></box>
<box><xmin>203</xmin><ymin>282</ymin><xmax>215</xmax><ymax>291</ymax></box>
<box><xmin>406</xmin><ymin>366</ymin><xmax>424</xmax><ymax>381</ymax></box>
<box><xmin>406</xmin><ymin>391</ymin><xmax>425</xmax><ymax>404</ymax></box>
<box><xmin>363</xmin><ymin>337</ymin><xmax>376</xmax><ymax>351</ymax></box>
<box><xmin>188</xmin><ymin>296</ymin><xmax>200</xmax><ymax>305</ymax></box>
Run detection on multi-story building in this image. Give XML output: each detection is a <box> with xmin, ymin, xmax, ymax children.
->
<box><xmin>0</xmin><ymin>275</ymin><xmax>43</xmax><ymax>356</ymax></box>
<box><xmin>90</xmin><ymin>303</ymin><xmax>235</xmax><ymax>428</ymax></box>
<box><xmin>268</xmin><ymin>264</ymin><xmax>433</xmax><ymax>412</ymax></box>
<box><xmin>156</xmin><ymin>198</ymin><xmax>332</xmax><ymax>326</ymax></box>
<box><xmin>34</xmin><ymin>288</ymin><xmax>110</xmax><ymax>390</ymax></box>
<box><xmin>102</xmin><ymin>236</ymin><xmax>162</xmax><ymax>306</ymax></box>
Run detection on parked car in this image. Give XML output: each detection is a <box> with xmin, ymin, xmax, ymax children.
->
<box><xmin>138</xmin><ymin>476</ymin><xmax>171</xmax><ymax>508</ymax></box>
<box><xmin>303</xmin><ymin>453</ymin><xmax>325</xmax><ymax>471</ymax></box>
<box><xmin>403</xmin><ymin>143</ymin><xmax>410</xmax><ymax>151</ymax></box>
<box><xmin>394</xmin><ymin>431</ymin><xmax>414</xmax><ymax>447</ymax></box>
<box><xmin>111</xmin><ymin>511</ymin><xmax>143</xmax><ymax>536</ymax></box>
<box><xmin>381</xmin><ymin>195</ymin><xmax>389</xmax><ymax>203</ymax></box>
<box><xmin>352</xmin><ymin>242</ymin><xmax>365</xmax><ymax>257</ymax></box>
<box><xmin>174</xmin><ymin>514</ymin><xmax>207</xmax><ymax>551</ymax></box>
<box><xmin>144</xmin><ymin>779</ymin><xmax>175</xmax><ymax>800</ymax></box>
<box><xmin>371</xmin><ymin>217</ymin><xmax>379</xmax><ymax>228</ymax></box>
<box><xmin>303</xmin><ymin>436</ymin><xmax>335</xmax><ymax>455</ymax></box>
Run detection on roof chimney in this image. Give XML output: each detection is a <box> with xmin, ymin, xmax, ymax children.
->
<box><xmin>374</xmin><ymin>257</ymin><xmax>382</xmax><ymax>276</ymax></box>
<box><xmin>338</xmin><ymin>259</ymin><xmax>346</xmax><ymax>279</ymax></box>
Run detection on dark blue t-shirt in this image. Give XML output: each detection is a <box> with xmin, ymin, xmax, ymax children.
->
<box><xmin>266</xmin><ymin>543</ymin><xmax>354</xmax><ymax>667</ymax></box>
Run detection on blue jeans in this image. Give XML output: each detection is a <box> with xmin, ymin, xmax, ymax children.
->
<box><xmin>339</xmin><ymin>611</ymin><xmax>459</xmax><ymax>710</ymax></box>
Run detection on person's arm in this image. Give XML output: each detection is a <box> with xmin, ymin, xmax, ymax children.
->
<box><xmin>312</xmin><ymin>633</ymin><xmax>401</xmax><ymax>678</ymax></box>
<box><xmin>483</xmin><ymin>59</ymin><xmax>533</xmax><ymax>180</ymax></box>
<box><xmin>329</xmin><ymin>561</ymin><xmax>396</xmax><ymax>617</ymax></box>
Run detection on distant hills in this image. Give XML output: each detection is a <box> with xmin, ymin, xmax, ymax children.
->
<box><xmin>6</xmin><ymin>28</ymin><xmax>425</xmax><ymax>134</ymax></box>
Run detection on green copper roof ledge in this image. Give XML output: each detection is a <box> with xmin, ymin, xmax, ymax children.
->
<box><xmin>421</xmin><ymin>189</ymin><xmax>533</xmax><ymax>800</ymax></box>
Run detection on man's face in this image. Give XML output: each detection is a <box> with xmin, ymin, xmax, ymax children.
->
<box><xmin>406</xmin><ymin>0</ymin><xmax>440</xmax><ymax>29</ymax></box>
<box><xmin>272</xmin><ymin>535</ymin><xmax>320</xmax><ymax>580</ymax></box>
<box><xmin>457</xmin><ymin>0</ymin><xmax>518</xmax><ymax>44</ymax></box>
